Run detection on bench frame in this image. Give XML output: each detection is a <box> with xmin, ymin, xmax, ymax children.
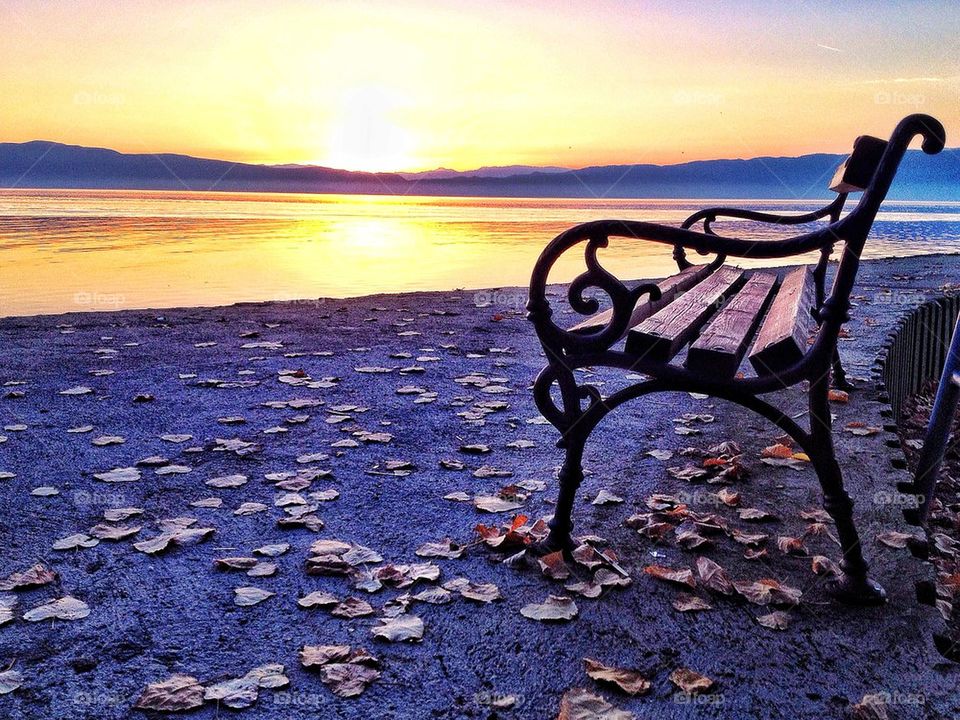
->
<box><xmin>525</xmin><ymin>114</ymin><xmax>945</xmax><ymax>604</ymax></box>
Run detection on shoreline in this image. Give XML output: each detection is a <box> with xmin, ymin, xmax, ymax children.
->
<box><xmin>2</xmin><ymin>251</ymin><xmax>959</xmax><ymax>323</ymax></box>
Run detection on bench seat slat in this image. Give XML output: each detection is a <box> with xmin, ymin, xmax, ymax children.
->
<box><xmin>748</xmin><ymin>266</ymin><xmax>817</xmax><ymax>376</ymax></box>
<box><xmin>568</xmin><ymin>263</ymin><xmax>714</xmax><ymax>337</ymax></box>
<box><xmin>625</xmin><ymin>265</ymin><xmax>745</xmax><ymax>362</ymax></box>
<box><xmin>686</xmin><ymin>272</ymin><xmax>779</xmax><ymax>378</ymax></box>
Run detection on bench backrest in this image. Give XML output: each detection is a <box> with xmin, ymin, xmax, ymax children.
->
<box><xmin>829</xmin><ymin>135</ymin><xmax>888</xmax><ymax>194</ymax></box>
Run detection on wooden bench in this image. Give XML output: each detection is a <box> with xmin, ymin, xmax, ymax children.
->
<box><xmin>526</xmin><ymin>114</ymin><xmax>946</xmax><ymax>605</ymax></box>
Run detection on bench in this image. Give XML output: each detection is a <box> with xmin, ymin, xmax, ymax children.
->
<box><xmin>525</xmin><ymin>114</ymin><xmax>946</xmax><ymax>605</ymax></box>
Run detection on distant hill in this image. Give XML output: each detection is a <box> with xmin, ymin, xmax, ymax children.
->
<box><xmin>398</xmin><ymin>165</ymin><xmax>569</xmax><ymax>180</ymax></box>
<box><xmin>1</xmin><ymin>140</ymin><xmax>957</xmax><ymax>200</ymax></box>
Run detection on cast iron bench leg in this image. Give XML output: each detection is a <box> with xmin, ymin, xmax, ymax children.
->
<box><xmin>809</xmin><ymin>372</ymin><xmax>887</xmax><ymax>604</ymax></box>
<box><xmin>543</xmin><ymin>441</ymin><xmax>584</xmax><ymax>551</ymax></box>
<box><xmin>832</xmin><ymin>347</ymin><xmax>854</xmax><ymax>391</ymax></box>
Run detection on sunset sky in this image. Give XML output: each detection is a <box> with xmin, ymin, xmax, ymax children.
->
<box><xmin>1</xmin><ymin>0</ymin><xmax>958</xmax><ymax>172</ymax></box>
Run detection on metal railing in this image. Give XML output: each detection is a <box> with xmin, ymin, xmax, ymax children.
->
<box><xmin>878</xmin><ymin>295</ymin><xmax>960</xmax><ymax>420</ymax></box>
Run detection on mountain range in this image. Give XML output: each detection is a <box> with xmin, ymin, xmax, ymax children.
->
<box><xmin>1</xmin><ymin>140</ymin><xmax>957</xmax><ymax>200</ymax></box>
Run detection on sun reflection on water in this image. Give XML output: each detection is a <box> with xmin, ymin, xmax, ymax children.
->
<box><xmin>0</xmin><ymin>189</ymin><xmax>958</xmax><ymax>317</ymax></box>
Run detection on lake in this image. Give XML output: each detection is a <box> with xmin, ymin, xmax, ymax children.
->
<box><xmin>1</xmin><ymin>189</ymin><xmax>958</xmax><ymax>317</ymax></box>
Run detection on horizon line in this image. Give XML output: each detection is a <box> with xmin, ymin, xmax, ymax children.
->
<box><xmin>6</xmin><ymin>137</ymin><xmax>945</xmax><ymax>178</ymax></box>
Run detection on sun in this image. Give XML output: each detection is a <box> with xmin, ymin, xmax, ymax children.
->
<box><xmin>321</xmin><ymin>86</ymin><xmax>419</xmax><ymax>173</ymax></box>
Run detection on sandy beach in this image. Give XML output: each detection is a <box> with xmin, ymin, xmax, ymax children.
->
<box><xmin>2</xmin><ymin>254</ymin><xmax>959</xmax><ymax>719</ymax></box>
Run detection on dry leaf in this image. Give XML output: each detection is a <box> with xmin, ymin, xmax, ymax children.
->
<box><xmin>556</xmin><ymin>688</ymin><xmax>634</xmax><ymax>719</ymax></box>
<box><xmin>331</xmin><ymin>597</ymin><xmax>374</xmax><ymax>618</ymax></box>
<box><xmin>474</xmin><ymin>495</ymin><xmax>524</xmax><ymax>513</ymax></box>
<box><xmin>643</xmin><ymin>565</ymin><xmax>695</xmax><ymax>589</ymax></box>
<box><xmin>732</xmin><ymin>578</ymin><xmax>801</xmax><ymax>606</ymax></box>
<box><xmin>695</xmin><ymin>557</ymin><xmax>733</xmax><ymax>595</ymax></box>
<box><xmin>520</xmin><ymin>595</ymin><xmax>578</xmax><ymax>622</ymax></box>
<box><xmin>0</xmin><ymin>670</ymin><xmax>23</xmax><ymax>695</ymax></box>
<box><xmin>672</xmin><ymin>593</ymin><xmax>713</xmax><ymax>613</ymax></box>
<box><xmin>851</xmin><ymin>693</ymin><xmax>890</xmax><ymax>720</ymax></box>
<box><xmin>23</xmin><ymin>596</ymin><xmax>90</xmax><ymax>622</ymax></box>
<box><xmin>0</xmin><ymin>563</ymin><xmax>57</xmax><ymax>590</ymax></box>
<box><xmin>756</xmin><ymin>611</ymin><xmax>792</xmax><ymax>630</ymax></box>
<box><xmin>234</xmin><ymin>587</ymin><xmax>274</xmax><ymax>607</ymax></box>
<box><xmin>416</xmin><ymin>539</ymin><xmax>465</xmax><ymax>559</ymax></box>
<box><xmin>876</xmin><ymin>531</ymin><xmax>914</xmax><ymax>549</ymax></box>
<box><xmin>669</xmin><ymin>668</ymin><xmax>715</xmax><ymax>695</ymax></box>
<box><xmin>459</xmin><ymin>582</ymin><xmax>501</xmax><ymax>603</ymax></box>
<box><xmin>592</xmin><ymin>490</ymin><xmax>624</xmax><ymax>506</ymax></box>
<box><xmin>135</xmin><ymin>675</ymin><xmax>205</xmax><ymax>712</ymax></box>
<box><xmin>297</xmin><ymin>591</ymin><xmax>339</xmax><ymax>609</ymax></box>
<box><xmin>583</xmin><ymin>658</ymin><xmax>651</xmax><ymax>695</ymax></box>
<box><xmin>370</xmin><ymin>615</ymin><xmax>424</xmax><ymax>642</ymax></box>
<box><xmin>94</xmin><ymin>467</ymin><xmax>141</xmax><ymax>483</ymax></box>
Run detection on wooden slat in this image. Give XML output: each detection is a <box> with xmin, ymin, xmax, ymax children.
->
<box><xmin>687</xmin><ymin>272</ymin><xmax>779</xmax><ymax>378</ymax></box>
<box><xmin>748</xmin><ymin>266</ymin><xmax>817</xmax><ymax>376</ymax></box>
<box><xmin>625</xmin><ymin>265</ymin><xmax>745</xmax><ymax>362</ymax></box>
<box><xmin>569</xmin><ymin>263</ymin><xmax>714</xmax><ymax>337</ymax></box>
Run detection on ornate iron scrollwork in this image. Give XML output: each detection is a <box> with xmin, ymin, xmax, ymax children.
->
<box><xmin>527</xmin><ymin>231</ymin><xmax>661</xmax><ymax>357</ymax></box>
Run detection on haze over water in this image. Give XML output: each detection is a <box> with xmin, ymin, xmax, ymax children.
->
<box><xmin>1</xmin><ymin>188</ymin><xmax>959</xmax><ymax>318</ymax></box>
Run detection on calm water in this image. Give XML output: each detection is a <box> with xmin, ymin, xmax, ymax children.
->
<box><xmin>1</xmin><ymin>189</ymin><xmax>959</xmax><ymax>317</ymax></box>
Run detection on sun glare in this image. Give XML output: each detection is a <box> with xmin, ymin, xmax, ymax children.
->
<box><xmin>321</xmin><ymin>86</ymin><xmax>419</xmax><ymax>173</ymax></box>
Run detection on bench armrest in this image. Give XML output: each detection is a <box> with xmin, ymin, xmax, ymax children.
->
<box><xmin>680</xmin><ymin>195</ymin><xmax>846</xmax><ymax>235</ymax></box>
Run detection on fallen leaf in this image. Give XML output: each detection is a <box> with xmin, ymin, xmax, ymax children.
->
<box><xmin>851</xmin><ymin>693</ymin><xmax>890</xmax><ymax>720</ymax></box>
<box><xmin>234</xmin><ymin>587</ymin><xmax>274</xmax><ymax>607</ymax></box>
<box><xmin>298</xmin><ymin>591</ymin><xmax>339</xmax><ymax>609</ymax></box>
<box><xmin>732</xmin><ymin>578</ymin><xmax>802</xmax><ymax>606</ymax></box>
<box><xmin>556</xmin><ymin>688</ymin><xmax>634</xmax><ymax>719</ymax></box>
<box><xmin>592</xmin><ymin>490</ymin><xmax>624</xmax><ymax>506</ymax></box>
<box><xmin>459</xmin><ymin>582</ymin><xmax>502</xmax><ymax>603</ymax></box>
<box><xmin>474</xmin><ymin>495</ymin><xmax>524</xmax><ymax>513</ymax></box>
<box><xmin>416</xmin><ymin>539</ymin><xmax>465</xmax><ymax>559</ymax></box>
<box><xmin>331</xmin><ymin>597</ymin><xmax>374</xmax><ymax>618</ymax></box>
<box><xmin>520</xmin><ymin>595</ymin><xmax>578</xmax><ymax>622</ymax></box>
<box><xmin>643</xmin><ymin>565</ymin><xmax>695</xmax><ymax>589</ymax></box>
<box><xmin>94</xmin><ymin>467</ymin><xmax>141</xmax><ymax>483</ymax></box>
<box><xmin>0</xmin><ymin>563</ymin><xmax>57</xmax><ymax>590</ymax></box>
<box><xmin>876</xmin><ymin>531</ymin><xmax>914</xmax><ymax>549</ymax></box>
<box><xmin>672</xmin><ymin>593</ymin><xmax>713</xmax><ymax>613</ymax></box>
<box><xmin>669</xmin><ymin>668</ymin><xmax>715</xmax><ymax>695</ymax></box>
<box><xmin>23</xmin><ymin>596</ymin><xmax>90</xmax><ymax>622</ymax></box>
<box><xmin>695</xmin><ymin>557</ymin><xmax>734</xmax><ymax>595</ymax></box>
<box><xmin>52</xmin><ymin>533</ymin><xmax>99</xmax><ymax>551</ymax></box>
<box><xmin>135</xmin><ymin>675</ymin><xmax>205</xmax><ymax>712</ymax></box>
<box><xmin>583</xmin><ymin>658</ymin><xmax>651</xmax><ymax>695</ymax></box>
<box><xmin>370</xmin><ymin>615</ymin><xmax>424</xmax><ymax>642</ymax></box>
<box><xmin>756</xmin><ymin>611</ymin><xmax>792</xmax><ymax>630</ymax></box>
<box><xmin>0</xmin><ymin>670</ymin><xmax>23</xmax><ymax>695</ymax></box>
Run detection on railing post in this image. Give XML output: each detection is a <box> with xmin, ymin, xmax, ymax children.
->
<box><xmin>915</xmin><ymin>309</ymin><xmax>960</xmax><ymax>522</ymax></box>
